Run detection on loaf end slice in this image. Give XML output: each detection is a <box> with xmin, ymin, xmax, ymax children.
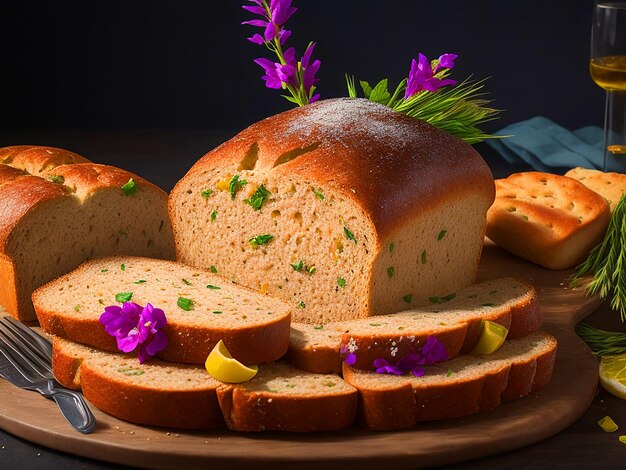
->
<box><xmin>342</xmin><ymin>331</ymin><xmax>557</xmax><ymax>431</ymax></box>
<box><xmin>52</xmin><ymin>337</ymin><xmax>224</xmax><ymax>429</ymax></box>
<box><xmin>0</xmin><ymin>145</ymin><xmax>176</xmax><ymax>322</ymax></box>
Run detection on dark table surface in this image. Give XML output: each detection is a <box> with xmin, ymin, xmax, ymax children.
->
<box><xmin>0</xmin><ymin>130</ymin><xmax>625</xmax><ymax>469</ymax></box>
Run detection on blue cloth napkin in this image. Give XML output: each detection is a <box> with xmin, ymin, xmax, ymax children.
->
<box><xmin>486</xmin><ymin>116</ymin><xmax>604</xmax><ymax>171</ymax></box>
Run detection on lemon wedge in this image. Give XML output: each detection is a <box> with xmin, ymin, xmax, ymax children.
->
<box><xmin>470</xmin><ymin>320</ymin><xmax>509</xmax><ymax>355</ymax></box>
<box><xmin>205</xmin><ymin>340</ymin><xmax>258</xmax><ymax>383</ymax></box>
<box><xmin>599</xmin><ymin>354</ymin><xmax>626</xmax><ymax>400</ymax></box>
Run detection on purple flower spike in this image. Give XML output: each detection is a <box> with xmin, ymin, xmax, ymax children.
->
<box><xmin>99</xmin><ymin>301</ymin><xmax>168</xmax><ymax>364</ymax></box>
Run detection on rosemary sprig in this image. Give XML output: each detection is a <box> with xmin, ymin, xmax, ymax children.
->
<box><xmin>576</xmin><ymin>322</ymin><xmax>626</xmax><ymax>356</ymax></box>
<box><xmin>571</xmin><ymin>194</ymin><xmax>626</xmax><ymax>321</ymax></box>
<box><xmin>345</xmin><ymin>73</ymin><xmax>500</xmax><ymax>144</ymax></box>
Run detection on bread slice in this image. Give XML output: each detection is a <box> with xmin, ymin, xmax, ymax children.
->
<box><xmin>216</xmin><ymin>361</ymin><xmax>357</xmax><ymax>432</ymax></box>
<box><xmin>343</xmin><ymin>331</ymin><xmax>557</xmax><ymax>431</ymax></box>
<box><xmin>565</xmin><ymin>167</ymin><xmax>626</xmax><ymax>211</ymax></box>
<box><xmin>52</xmin><ymin>337</ymin><xmax>224</xmax><ymax>429</ymax></box>
<box><xmin>287</xmin><ymin>277</ymin><xmax>541</xmax><ymax>373</ymax></box>
<box><xmin>486</xmin><ymin>172</ymin><xmax>610</xmax><ymax>270</ymax></box>
<box><xmin>34</xmin><ymin>256</ymin><xmax>292</xmax><ymax>365</ymax></box>
<box><xmin>0</xmin><ymin>145</ymin><xmax>176</xmax><ymax>322</ymax></box>
<box><xmin>169</xmin><ymin>98</ymin><xmax>495</xmax><ymax>324</ymax></box>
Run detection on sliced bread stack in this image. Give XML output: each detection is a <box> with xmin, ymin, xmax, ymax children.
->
<box><xmin>37</xmin><ymin>257</ymin><xmax>556</xmax><ymax>432</ymax></box>
<box><xmin>54</xmin><ymin>338</ymin><xmax>357</xmax><ymax>431</ymax></box>
<box><xmin>0</xmin><ymin>145</ymin><xmax>176</xmax><ymax>322</ymax></box>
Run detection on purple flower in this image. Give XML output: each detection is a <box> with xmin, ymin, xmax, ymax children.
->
<box><xmin>270</xmin><ymin>0</ymin><xmax>297</xmax><ymax>27</ymax></box>
<box><xmin>435</xmin><ymin>53</ymin><xmax>458</xmax><ymax>72</ymax></box>
<box><xmin>404</xmin><ymin>53</ymin><xmax>457</xmax><ymax>99</ymax></box>
<box><xmin>278</xmin><ymin>29</ymin><xmax>291</xmax><ymax>45</ymax></box>
<box><xmin>99</xmin><ymin>302</ymin><xmax>168</xmax><ymax>364</ymax></box>
<box><xmin>420</xmin><ymin>335</ymin><xmax>449</xmax><ymax>364</ymax></box>
<box><xmin>253</xmin><ymin>52</ymin><xmax>296</xmax><ymax>90</ymax></box>
<box><xmin>301</xmin><ymin>42</ymin><xmax>321</xmax><ymax>91</ymax></box>
<box><xmin>373</xmin><ymin>336</ymin><xmax>448</xmax><ymax>377</ymax></box>
<box><xmin>344</xmin><ymin>353</ymin><xmax>357</xmax><ymax>366</ymax></box>
<box><xmin>373</xmin><ymin>358</ymin><xmax>404</xmax><ymax>375</ymax></box>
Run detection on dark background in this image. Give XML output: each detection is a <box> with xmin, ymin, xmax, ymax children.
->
<box><xmin>0</xmin><ymin>0</ymin><xmax>605</xmax><ymax>134</ymax></box>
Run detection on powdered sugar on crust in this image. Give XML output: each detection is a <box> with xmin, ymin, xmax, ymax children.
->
<box><xmin>283</xmin><ymin>98</ymin><xmax>417</xmax><ymax>152</ymax></box>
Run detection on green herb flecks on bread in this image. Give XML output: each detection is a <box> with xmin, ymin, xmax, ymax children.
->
<box><xmin>34</xmin><ymin>256</ymin><xmax>292</xmax><ymax>365</ymax></box>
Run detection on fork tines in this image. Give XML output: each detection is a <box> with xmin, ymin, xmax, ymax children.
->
<box><xmin>0</xmin><ymin>316</ymin><xmax>53</xmax><ymax>377</ymax></box>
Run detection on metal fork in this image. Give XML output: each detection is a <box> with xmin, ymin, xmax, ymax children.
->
<box><xmin>0</xmin><ymin>316</ymin><xmax>96</xmax><ymax>433</ymax></box>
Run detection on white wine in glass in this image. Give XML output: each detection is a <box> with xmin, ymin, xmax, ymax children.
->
<box><xmin>591</xmin><ymin>2</ymin><xmax>626</xmax><ymax>172</ymax></box>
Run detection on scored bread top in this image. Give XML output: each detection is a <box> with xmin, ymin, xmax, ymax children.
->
<box><xmin>34</xmin><ymin>256</ymin><xmax>292</xmax><ymax>365</ymax></box>
<box><xmin>177</xmin><ymin>98</ymin><xmax>495</xmax><ymax>239</ymax></box>
<box><xmin>486</xmin><ymin>172</ymin><xmax>611</xmax><ymax>269</ymax></box>
<box><xmin>565</xmin><ymin>167</ymin><xmax>626</xmax><ymax>211</ymax></box>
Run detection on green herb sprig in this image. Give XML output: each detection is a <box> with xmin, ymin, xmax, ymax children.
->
<box><xmin>346</xmin><ymin>74</ymin><xmax>500</xmax><ymax>144</ymax></box>
<box><xmin>576</xmin><ymin>322</ymin><xmax>626</xmax><ymax>356</ymax></box>
<box><xmin>571</xmin><ymin>195</ymin><xmax>626</xmax><ymax>321</ymax></box>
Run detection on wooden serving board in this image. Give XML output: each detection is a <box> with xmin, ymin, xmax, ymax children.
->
<box><xmin>0</xmin><ymin>242</ymin><xmax>603</xmax><ymax>469</ymax></box>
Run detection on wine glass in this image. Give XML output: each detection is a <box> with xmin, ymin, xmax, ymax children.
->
<box><xmin>590</xmin><ymin>2</ymin><xmax>626</xmax><ymax>172</ymax></box>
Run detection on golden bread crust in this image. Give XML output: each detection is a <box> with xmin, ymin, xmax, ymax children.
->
<box><xmin>486</xmin><ymin>172</ymin><xmax>610</xmax><ymax>270</ymax></box>
<box><xmin>177</xmin><ymin>98</ymin><xmax>494</xmax><ymax>241</ymax></box>
<box><xmin>565</xmin><ymin>167</ymin><xmax>626</xmax><ymax>211</ymax></box>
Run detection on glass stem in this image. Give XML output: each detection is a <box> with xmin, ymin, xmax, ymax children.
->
<box><xmin>603</xmin><ymin>90</ymin><xmax>626</xmax><ymax>172</ymax></box>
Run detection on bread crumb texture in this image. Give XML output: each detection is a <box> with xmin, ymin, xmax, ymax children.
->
<box><xmin>170</xmin><ymin>98</ymin><xmax>494</xmax><ymax>323</ymax></box>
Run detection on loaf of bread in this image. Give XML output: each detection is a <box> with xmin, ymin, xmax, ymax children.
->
<box><xmin>52</xmin><ymin>337</ymin><xmax>224</xmax><ymax>429</ymax></box>
<box><xmin>0</xmin><ymin>145</ymin><xmax>176</xmax><ymax>322</ymax></box>
<box><xmin>34</xmin><ymin>256</ymin><xmax>292</xmax><ymax>364</ymax></box>
<box><xmin>169</xmin><ymin>98</ymin><xmax>495</xmax><ymax>324</ymax></box>
<box><xmin>565</xmin><ymin>167</ymin><xmax>626</xmax><ymax>211</ymax></box>
<box><xmin>288</xmin><ymin>277</ymin><xmax>541</xmax><ymax>373</ymax></box>
<box><xmin>217</xmin><ymin>361</ymin><xmax>357</xmax><ymax>432</ymax></box>
<box><xmin>486</xmin><ymin>172</ymin><xmax>611</xmax><ymax>270</ymax></box>
<box><xmin>343</xmin><ymin>331</ymin><xmax>557</xmax><ymax>431</ymax></box>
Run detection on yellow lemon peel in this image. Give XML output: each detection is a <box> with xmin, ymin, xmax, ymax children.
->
<box><xmin>599</xmin><ymin>354</ymin><xmax>626</xmax><ymax>400</ymax></box>
<box><xmin>470</xmin><ymin>320</ymin><xmax>509</xmax><ymax>355</ymax></box>
<box><xmin>205</xmin><ymin>340</ymin><xmax>258</xmax><ymax>383</ymax></box>
<box><xmin>598</xmin><ymin>416</ymin><xmax>619</xmax><ymax>433</ymax></box>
